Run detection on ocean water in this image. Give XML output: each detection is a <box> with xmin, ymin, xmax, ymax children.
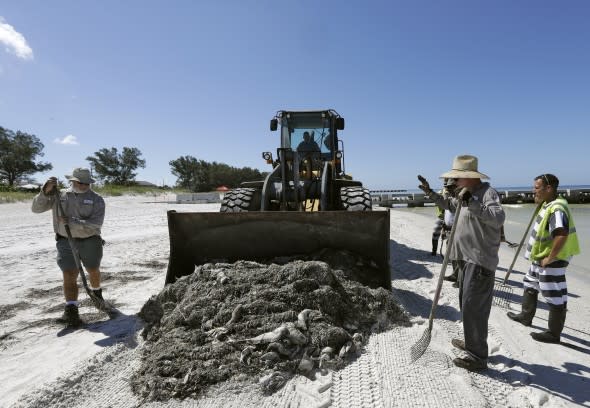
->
<box><xmin>497</xmin><ymin>184</ymin><xmax>590</xmax><ymax>192</ymax></box>
<box><xmin>396</xmin><ymin>184</ymin><xmax>590</xmax><ymax>194</ymax></box>
<box><xmin>393</xmin><ymin>203</ymin><xmax>589</xmax><ymax>282</ymax></box>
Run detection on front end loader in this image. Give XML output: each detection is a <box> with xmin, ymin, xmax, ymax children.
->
<box><xmin>166</xmin><ymin>110</ymin><xmax>391</xmax><ymax>288</ymax></box>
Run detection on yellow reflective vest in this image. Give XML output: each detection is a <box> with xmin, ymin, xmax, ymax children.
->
<box><xmin>530</xmin><ymin>197</ymin><xmax>581</xmax><ymax>261</ymax></box>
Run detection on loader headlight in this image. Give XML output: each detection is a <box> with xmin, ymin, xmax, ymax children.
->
<box><xmin>262</xmin><ymin>151</ymin><xmax>273</xmax><ymax>164</ymax></box>
<box><xmin>335</xmin><ymin>151</ymin><xmax>343</xmax><ymax>159</ymax></box>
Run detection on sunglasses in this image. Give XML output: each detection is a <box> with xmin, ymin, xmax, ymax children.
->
<box><xmin>542</xmin><ymin>174</ymin><xmax>550</xmax><ymax>186</ymax></box>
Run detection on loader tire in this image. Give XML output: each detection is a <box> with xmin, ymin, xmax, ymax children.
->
<box><xmin>220</xmin><ymin>188</ymin><xmax>261</xmax><ymax>212</ymax></box>
<box><xmin>339</xmin><ymin>187</ymin><xmax>372</xmax><ymax>211</ymax></box>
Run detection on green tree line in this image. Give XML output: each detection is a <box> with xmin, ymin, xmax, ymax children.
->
<box><xmin>0</xmin><ymin>127</ymin><xmax>52</xmax><ymax>186</ymax></box>
<box><xmin>1</xmin><ymin>125</ymin><xmax>265</xmax><ymax>190</ymax></box>
<box><xmin>86</xmin><ymin>147</ymin><xmax>146</xmax><ymax>185</ymax></box>
<box><xmin>170</xmin><ymin>155</ymin><xmax>267</xmax><ymax>192</ymax></box>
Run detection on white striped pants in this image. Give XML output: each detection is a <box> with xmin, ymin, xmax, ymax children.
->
<box><xmin>523</xmin><ymin>263</ymin><xmax>568</xmax><ymax>306</ymax></box>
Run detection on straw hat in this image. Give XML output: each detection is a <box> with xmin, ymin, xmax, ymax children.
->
<box><xmin>440</xmin><ymin>155</ymin><xmax>489</xmax><ymax>180</ymax></box>
<box><xmin>65</xmin><ymin>167</ymin><xmax>96</xmax><ymax>184</ymax></box>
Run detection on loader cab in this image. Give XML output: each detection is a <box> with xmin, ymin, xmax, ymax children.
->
<box><xmin>270</xmin><ymin>110</ymin><xmax>344</xmax><ymax>167</ymax></box>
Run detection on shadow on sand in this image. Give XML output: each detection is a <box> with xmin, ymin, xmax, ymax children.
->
<box><xmin>487</xmin><ymin>354</ymin><xmax>590</xmax><ymax>407</ymax></box>
<box><xmin>389</xmin><ymin>239</ymin><xmax>461</xmax><ymax>323</ymax></box>
<box><xmin>389</xmin><ymin>239</ymin><xmax>439</xmax><ymax>281</ymax></box>
<box><xmin>56</xmin><ymin>311</ymin><xmax>144</xmax><ymax>348</ymax></box>
<box><xmin>394</xmin><ymin>287</ymin><xmax>461</xmax><ymax>323</ymax></box>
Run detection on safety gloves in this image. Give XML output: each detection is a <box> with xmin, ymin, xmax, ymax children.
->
<box><xmin>43</xmin><ymin>177</ymin><xmax>58</xmax><ymax>195</ymax></box>
<box><xmin>417</xmin><ymin>175</ymin><xmax>433</xmax><ymax>195</ymax></box>
<box><xmin>457</xmin><ymin>187</ymin><xmax>472</xmax><ymax>206</ymax></box>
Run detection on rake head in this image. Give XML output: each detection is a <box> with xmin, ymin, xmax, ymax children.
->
<box><xmin>493</xmin><ymin>282</ymin><xmax>513</xmax><ymax>309</ymax></box>
<box><xmin>87</xmin><ymin>291</ymin><xmax>118</xmax><ymax>317</ymax></box>
<box><xmin>410</xmin><ymin>326</ymin><xmax>432</xmax><ymax>362</ymax></box>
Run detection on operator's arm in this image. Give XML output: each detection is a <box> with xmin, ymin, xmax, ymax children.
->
<box><xmin>31</xmin><ymin>178</ymin><xmax>58</xmax><ymax>213</ymax></box>
<box><xmin>429</xmin><ymin>191</ymin><xmax>458</xmax><ymax>212</ymax></box>
<box><xmin>541</xmin><ymin>231</ymin><xmax>568</xmax><ymax>267</ymax></box>
<box><xmin>31</xmin><ymin>192</ymin><xmax>55</xmax><ymax>213</ymax></box>
<box><xmin>540</xmin><ymin>209</ymin><xmax>570</xmax><ymax>266</ymax></box>
<box><xmin>417</xmin><ymin>175</ymin><xmax>457</xmax><ymax>212</ymax></box>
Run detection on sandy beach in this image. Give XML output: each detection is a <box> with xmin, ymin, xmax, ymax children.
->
<box><xmin>1</xmin><ymin>195</ymin><xmax>588</xmax><ymax>407</ymax></box>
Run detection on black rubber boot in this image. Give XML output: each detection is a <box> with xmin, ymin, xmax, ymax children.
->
<box><xmin>507</xmin><ymin>288</ymin><xmax>538</xmax><ymax>326</ymax></box>
<box><xmin>531</xmin><ymin>304</ymin><xmax>566</xmax><ymax>343</ymax></box>
<box><xmin>431</xmin><ymin>239</ymin><xmax>438</xmax><ymax>256</ymax></box>
<box><xmin>444</xmin><ymin>270</ymin><xmax>458</xmax><ymax>282</ymax></box>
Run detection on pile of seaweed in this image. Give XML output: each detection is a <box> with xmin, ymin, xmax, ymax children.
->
<box><xmin>131</xmin><ymin>250</ymin><xmax>410</xmax><ymax>401</ymax></box>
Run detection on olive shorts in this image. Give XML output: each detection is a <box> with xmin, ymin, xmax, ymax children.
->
<box><xmin>56</xmin><ymin>235</ymin><xmax>103</xmax><ymax>271</ymax></box>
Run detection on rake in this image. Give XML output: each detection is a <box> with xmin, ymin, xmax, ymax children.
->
<box><xmin>410</xmin><ymin>203</ymin><xmax>462</xmax><ymax>362</ymax></box>
<box><xmin>493</xmin><ymin>203</ymin><xmax>542</xmax><ymax>309</ymax></box>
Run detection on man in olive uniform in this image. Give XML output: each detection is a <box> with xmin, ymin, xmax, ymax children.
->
<box><xmin>32</xmin><ymin>168</ymin><xmax>106</xmax><ymax>327</ymax></box>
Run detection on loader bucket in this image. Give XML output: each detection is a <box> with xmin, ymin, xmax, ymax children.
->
<box><xmin>165</xmin><ymin>210</ymin><xmax>391</xmax><ymax>289</ymax></box>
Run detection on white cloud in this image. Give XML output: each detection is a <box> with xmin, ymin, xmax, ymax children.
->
<box><xmin>0</xmin><ymin>17</ymin><xmax>34</xmax><ymax>60</ymax></box>
<box><xmin>54</xmin><ymin>135</ymin><xmax>79</xmax><ymax>145</ymax></box>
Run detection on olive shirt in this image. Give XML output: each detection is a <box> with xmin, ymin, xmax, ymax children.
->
<box><xmin>31</xmin><ymin>188</ymin><xmax>105</xmax><ymax>239</ymax></box>
<box><xmin>430</xmin><ymin>182</ymin><xmax>505</xmax><ymax>272</ymax></box>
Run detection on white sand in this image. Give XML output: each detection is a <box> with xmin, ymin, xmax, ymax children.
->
<box><xmin>0</xmin><ymin>196</ymin><xmax>588</xmax><ymax>407</ymax></box>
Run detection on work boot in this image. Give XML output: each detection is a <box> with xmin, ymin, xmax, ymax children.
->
<box><xmin>444</xmin><ymin>273</ymin><xmax>458</xmax><ymax>283</ymax></box>
<box><xmin>58</xmin><ymin>304</ymin><xmax>83</xmax><ymax>327</ymax></box>
<box><xmin>453</xmin><ymin>355</ymin><xmax>487</xmax><ymax>371</ymax></box>
<box><xmin>431</xmin><ymin>239</ymin><xmax>438</xmax><ymax>256</ymax></box>
<box><xmin>507</xmin><ymin>288</ymin><xmax>538</xmax><ymax>327</ymax></box>
<box><xmin>531</xmin><ymin>304</ymin><xmax>566</xmax><ymax>343</ymax></box>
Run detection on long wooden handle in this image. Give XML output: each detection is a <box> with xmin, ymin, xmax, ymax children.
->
<box><xmin>55</xmin><ymin>197</ymin><xmax>92</xmax><ymax>294</ymax></box>
<box><xmin>502</xmin><ymin>202</ymin><xmax>543</xmax><ymax>284</ymax></box>
<box><xmin>428</xmin><ymin>202</ymin><xmax>462</xmax><ymax>329</ymax></box>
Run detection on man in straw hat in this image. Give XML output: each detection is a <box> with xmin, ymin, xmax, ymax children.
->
<box><xmin>32</xmin><ymin>167</ymin><xmax>107</xmax><ymax>327</ymax></box>
<box><xmin>507</xmin><ymin>173</ymin><xmax>580</xmax><ymax>343</ymax></box>
<box><xmin>418</xmin><ymin>154</ymin><xmax>505</xmax><ymax>371</ymax></box>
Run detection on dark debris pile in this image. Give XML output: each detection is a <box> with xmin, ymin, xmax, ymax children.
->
<box><xmin>131</xmin><ymin>250</ymin><xmax>410</xmax><ymax>401</ymax></box>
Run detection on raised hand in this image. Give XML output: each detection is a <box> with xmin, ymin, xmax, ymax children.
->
<box><xmin>43</xmin><ymin>177</ymin><xmax>58</xmax><ymax>195</ymax></box>
<box><xmin>417</xmin><ymin>175</ymin><xmax>433</xmax><ymax>195</ymax></box>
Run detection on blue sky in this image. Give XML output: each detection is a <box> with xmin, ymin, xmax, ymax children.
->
<box><xmin>1</xmin><ymin>1</ymin><xmax>589</xmax><ymax>190</ymax></box>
